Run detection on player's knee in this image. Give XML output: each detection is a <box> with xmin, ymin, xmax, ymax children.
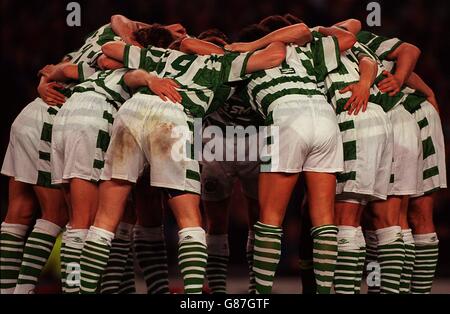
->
<box><xmin>408</xmin><ymin>208</ymin><xmax>434</xmax><ymax>230</ymax></box>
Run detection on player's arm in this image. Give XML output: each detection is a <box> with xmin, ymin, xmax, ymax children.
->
<box><xmin>110</xmin><ymin>14</ymin><xmax>143</xmax><ymax>46</ymax></box>
<box><xmin>102</xmin><ymin>41</ymin><xmax>128</xmax><ymax>62</ymax></box>
<box><xmin>180</xmin><ymin>38</ymin><xmax>225</xmax><ymax>55</ymax></box>
<box><xmin>97</xmin><ymin>54</ymin><xmax>124</xmax><ymax>70</ymax></box>
<box><xmin>124</xmin><ymin>69</ymin><xmax>182</xmax><ymax>103</ymax></box>
<box><xmin>245</xmin><ymin>42</ymin><xmax>286</xmax><ymax>73</ymax></box>
<box><xmin>225</xmin><ymin>23</ymin><xmax>312</xmax><ymax>52</ymax></box>
<box><xmin>406</xmin><ymin>72</ymin><xmax>439</xmax><ymax>112</ymax></box>
<box><xmin>37</xmin><ymin>75</ymin><xmax>66</xmax><ymax>106</ymax></box>
<box><xmin>340</xmin><ymin>56</ymin><xmax>377</xmax><ymax>115</ymax></box>
<box><xmin>333</xmin><ymin>19</ymin><xmax>362</xmax><ymax>35</ymax></box>
<box><xmin>317</xmin><ymin>26</ymin><xmax>357</xmax><ymax>52</ymax></box>
<box><xmin>40</xmin><ymin>63</ymin><xmax>79</xmax><ymax>82</ymax></box>
<box><xmin>378</xmin><ymin>43</ymin><xmax>421</xmax><ymax>96</ymax></box>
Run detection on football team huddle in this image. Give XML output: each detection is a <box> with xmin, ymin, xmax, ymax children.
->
<box><xmin>0</xmin><ymin>13</ymin><xmax>446</xmax><ymax>295</ymax></box>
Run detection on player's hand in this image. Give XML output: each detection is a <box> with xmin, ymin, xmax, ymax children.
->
<box><xmin>377</xmin><ymin>70</ymin><xmax>403</xmax><ymax>96</ymax></box>
<box><xmin>147</xmin><ymin>77</ymin><xmax>182</xmax><ymax>103</ymax></box>
<box><xmin>427</xmin><ymin>94</ymin><xmax>440</xmax><ymax>114</ymax></box>
<box><xmin>340</xmin><ymin>82</ymin><xmax>370</xmax><ymax>115</ymax></box>
<box><xmin>38</xmin><ymin>82</ymin><xmax>66</xmax><ymax>106</ymax></box>
<box><xmin>38</xmin><ymin>64</ymin><xmax>56</xmax><ymax>78</ymax></box>
<box><xmin>225</xmin><ymin>42</ymin><xmax>255</xmax><ymax>52</ymax></box>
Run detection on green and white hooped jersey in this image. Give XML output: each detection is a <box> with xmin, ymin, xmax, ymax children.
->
<box><xmin>357</xmin><ymin>31</ymin><xmax>403</xmax><ymax>61</ymax></box>
<box><xmin>66</xmin><ymin>23</ymin><xmax>121</xmax><ymax>72</ymax></box>
<box><xmin>71</xmin><ymin>68</ymin><xmax>132</xmax><ymax>109</ymax></box>
<box><xmin>123</xmin><ymin>44</ymin><xmax>253</xmax><ymax>118</ymax></box>
<box><xmin>60</xmin><ymin>24</ymin><xmax>122</xmax><ymax>97</ymax></box>
<box><xmin>205</xmin><ymin>83</ymin><xmax>264</xmax><ymax>129</ymax></box>
<box><xmin>324</xmin><ymin>42</ymin><xmax>404</xmax><ymax>114</ymax></box>
<box><xmin>244</xmin><ymin>33</ymin><xmax>341</xmax><ymax>118</ymax></box>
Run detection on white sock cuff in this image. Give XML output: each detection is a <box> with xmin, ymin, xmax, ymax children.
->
<box><xmin>337</xmin><ymin>226</ymin><xmax>359</xmax><ymax>250</ymax></box>
<box><xmin>86</xmin><ymin>226</ymin><xmax>115</xmax><ymax>246</ymax></box>
<box><xmin>413</xmin><ymin>232</ymin><xmax>439</xmax><ymax>246</ymax></box>
<box><xmin>133</xmin><ymin>225</ymin><xmax>164</xmax><ymax>242</ymax></box>
<box><xmin>178</xmin><ymin>227</ymin><xmax>206</xmax><ymax>246</ymax></box>
<box><xmin>401</xmin><ymin>229</ymin><xmax>415</xmax><ymax>245</ymax></box>
<box><xmin>65</xmin><ymin>229</ymin><xmax>89</xmax><ymax>249</ymax></box>
<box><xmin>115</xmin><ymin>222</ymin><xmax>134</xmax><ymax>240</ymax></box>
<box><xmin>207</xmin><ymin>234</ymin><xmax>229</xmax><ymax>256</ymax></box>
<box><xmin>1</xmin><ymin>222</ymin><xmax>28</xmax><ymax>238</ymax></box>
<box><xmin>365</xmin><ymin>230</ymin><xmax>378</xmax><ymax>246</ymax></box>
<box><xmin>355</xmin><ymin>227</ymin><xmax>366</xmax><ymax>247</ymax></box>
<box><xmin>376</xmin><ymin>226</ymin><xmax>402</xmax><ymax>246</ymax></box>
<box><xmin>34</xmin><ymin>219</ymin><xmax>62</xmax><ymax>237</ymax></box>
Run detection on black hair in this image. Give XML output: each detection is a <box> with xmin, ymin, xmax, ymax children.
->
<box><xmin>238</xmin><ymin>23</ymin><xmax>270</xmax><ymax>42</ymax></box>
<box><xmin>284</xmin><ymin>13</ymin><xmax>304</xmax><ymax>25</ymax></box>
<box><xmin>259</xmin><ymin>15</ymin><xmax>291</xmax><ymax>32</ymax></box>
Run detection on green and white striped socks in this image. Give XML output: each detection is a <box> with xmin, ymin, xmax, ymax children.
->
<box><xmin>0</xmin><ymin>222</ymin><xmax>28</xmax><ymax>294</ymax></box>
<box><xmin>14</xmin><ymin>219</ymin><xmax>61</xmax><ymax>294</ymax></box>
<box><xmin>376</xmin><ymin>226</ymin><xmax>405</xmax><ymax>294</ymax></box>
<box><xmin>100</xmin><ymin>222</ymin><xmax>133</xmax><ymax>294</ymax></box>
<box><xmin>60</xmin><ymin>225</ymin><xmax>71</xmax><ymax>292</ymax></box>
<box><xmin>118</xmin><ymin>247</ymin><xmax>136</xmax><ymax>294</ymax></box>
<box><xmin>354</xmin><ymin>226</ymin><xmax>366</xmax><ymax>294</ymax></box>
<box><xmin>133</xmin><ymin>225</ymin><xmax>169</xmax><ymax>294</ymax></box>
<box><xmin>178</xmin><ymin>227</ymin><xmax>207</xmax><ymax>294</ymax></box>
<box><xmin>334</xmin><ymin>226</ymin><xmax>359</xmax><ymax>294</ymax></box>
<box><xmin>246</xmin><ymin>231</ymin><xmax>256</xmax><ymax>294</ymax></box>
<box><xmin>61</xmin><ymin>228</ymin><xmax>88</xmax><ymax>294</ymax></box>
<box><xmin>311</xmin><ymin>224</ymin><xmax>338</xmax><ymax>294</ymax></box>
<box><xmin>80</xmin><ymin>226</ymin><xmax>114</xmax><ymax>294</ymax></box>
<box><xmin>206</xmin><ymin>234</ymin><xmax>229</xmax><ymax>294</ymax></box>
<box><xmin>365</xmin><ymin>230</ymin><xmax>380</xmax><ymax>294</ymax></box>
<box><xmin>411</xmin><ymin>233</ymin><xmax>439</xmax><ymax>294</ymax></box>
<box><xmin>400</xmin><ymin>229</ymin><xmax>415</xmax><ymax>293</ymax></box>
<box><xmin>253</xmin><ymin>222</ymin><xmax>282</xmax><ymax>294</ymax></box>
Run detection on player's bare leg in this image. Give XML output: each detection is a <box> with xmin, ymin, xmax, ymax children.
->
<box><xmin>13</xmin><ymin>186</ymin><xmax>68</xmax><ymax>293</ymax></box>
<box><xmin>304</xmin><ymin>172</ymin><xmax>338</xmax><ymax>294</ymax></box>
<box><xmin>204</xmin><ymin>198</ymin><xmax>230</xmax><ymax>294</ymax></box>
<box><xmin>254</xmin><ymin>172</ymin><xmax>298</xmax><ymax>294</ymax></box>
<box><xmin>167</xmin><ymin>192</ymin><xmax>207</xmax><ymax>294</ymax></box>
<box><xmin>333</xmin><ymin>201</ymin><xmax>362</xmax><ymax>294</ymax></box>
<box><xmin>0</xmin><ymin>179</ymin><xmax>37</xmax><ymax>293</ymax></box>
<box><xmin>368</xmin><ymin>197</ymin><xmax>405</xmax><ymax>294</ymax></box>
<box><xmin>408</xmin><ymin>194</ymin><xmax>439</xmax><ymax>293</ymax></box>
<box><xmin>78</xmin><ymin>179</ymin><xmax>132</xmax><ymax>293</ymax></box>
<box><xmin>133</xmin><ymin>186</ymin><xmax>170</xmax><ymax>294</ymax></box>
<box><xmin>244</xmin><ymin>195</ymin><xmax>259</xmax><ymax>294</ymax></box>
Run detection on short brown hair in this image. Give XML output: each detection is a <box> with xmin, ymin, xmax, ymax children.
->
<box><xmin>284</xmin><ymin>13</ymin><xmax>304</xmax><ymax>25</ymax></box>
<box><xmin>134</xmin><ymin>23</ymin><xmax>174</xmax><ymax>48</ymax></box>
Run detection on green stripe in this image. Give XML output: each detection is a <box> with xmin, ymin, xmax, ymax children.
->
<box><xmin>103</xmin><ymin>111</ymin><xmax>114</xmax><ymax>124</ymax></box>
<box><xmin>39</xmin><ymin>151</ymin><xmax>51</xmax><ymax>161</ymax></box>
<box><xmin>40</xmin><ymin>123</ymin><xmax>53</xmax><ymax>142</ymax></box>
<box><xmin>422</xmin><ymin>137</ymin><xmax>436</xmax><ymax>159</ymax></box>
<box><xmin>93</xmin><ymin>159</ymin><xmax>105</xmax><ymax>169</ymax></box>
<box><xmin>186</xmin><ymin>169</ymin><xmax>200</xmax><ymax>182</ymax></box>
<box><xmin>339</xmin><ymin>120</ymin><xmax>355</xmax><ymax>132</ymax></box>
<box><xmin>423</xmin><ymin>166</ymin><xmax>439</xmax><ymax>180</ymax></box>
<box><xmin>343</xmin><ymin>140</ymin><xmax>357</xmax><ymax>161</ymax></box>
<box><xmin>96</xmin><ymin>130</ymin><xmax>111</xmax><ymax>152</ymax></box>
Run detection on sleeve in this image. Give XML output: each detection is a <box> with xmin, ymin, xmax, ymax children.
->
<box><xmin>77</xmin><ymin>61</ymin><xmax>97</xmax><ymax>82</ymax></box>
<box><xmin>219</xmin><ymin>52</ymin><xmax>254</xmax><ymax>84</ymax></box>
<box><xmin>123</xmin><ymin>44</ymin><xmax>167</xmax><ymax>71</ymax></box>
<box><xmin>356</xmin><ymin>31</ymin><xmax>403</xmax><ymax>61</ymax></box>
<box><xmin>351</xmin><ymin>42</ymin><xmax>375</xmax><ymax>61</ymax></box>
<box><xmin>310</xmin><ymin>35</ymin><xmax>341</xmax><ymax>82</ymax></box>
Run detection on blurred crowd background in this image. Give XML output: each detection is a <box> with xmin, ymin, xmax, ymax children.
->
<box><xmin>1</xmin><ymin>0</ymin><xmax>449</xmax><ymax>291</ymax></box>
